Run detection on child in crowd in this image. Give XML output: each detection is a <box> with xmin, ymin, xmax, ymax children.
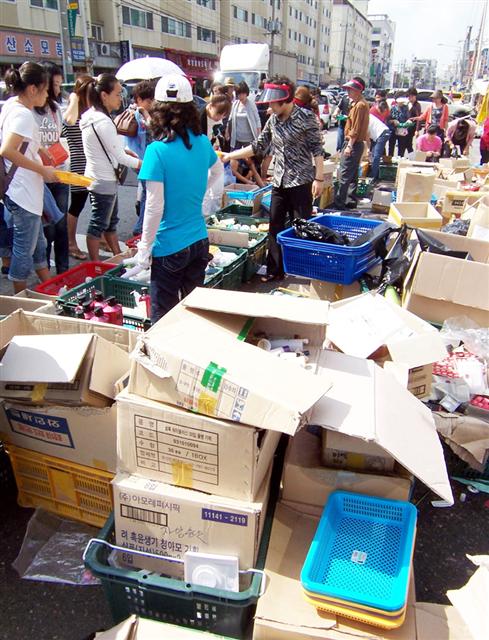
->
<box><xmin>416</xmin><ymin>124</ymin><xmax>442</xmax><ymax>161</ymax></box>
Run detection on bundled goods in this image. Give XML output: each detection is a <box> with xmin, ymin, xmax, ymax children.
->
<box><xmin>207</xmin><ymin>215</ymin><xmax>269</xmax><ymax>233</ymax></box>
<box><xmin>252</xmin><ymin>332</ymin><xmax>314</xmax><ymax>370</ymax></box>
<box><xmin>208</xmin><ymin>246</ymin><xmax>239</xmax><ymax>268</ymax></box>
<box><xmin>72</xmin><ymin>289</ymin><xmax>123</xmax><ymax>325</ymax></box>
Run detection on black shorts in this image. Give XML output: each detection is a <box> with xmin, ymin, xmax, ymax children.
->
<box><xmin>69</xmin><ymin>190</ymin><xmax>89</xmax><ymax>218</ymax></box>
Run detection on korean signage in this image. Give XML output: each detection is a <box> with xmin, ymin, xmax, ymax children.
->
<box><xmin>0</xmin><ymin>31</ymin><xmax>63</xmax><ymax>59</ymax></box>
<box><xmin>67</xmin><ymin>2</ymin><xmax>78</xmax><ymax>40</ymax></box>
<box><xmin>164</xmin><ymin>49</ymin><xmax>218</xmax><ymax>78</ymax></box>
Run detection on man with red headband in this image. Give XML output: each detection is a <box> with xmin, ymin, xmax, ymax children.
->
<box><xmin>222</xmin><ymin>75</ymin><xmax>323</xmax><ymax>282</ymax></box>
<box><xmin>334</xmin><ymin>76</ymin><xmax>369</xmax><ymax>210</ymax></box>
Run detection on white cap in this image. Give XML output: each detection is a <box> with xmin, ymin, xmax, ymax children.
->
<box><xmin>155</xmin><ymin>74</ymin><xmax>193</xmax><ymax>103</ymax></box>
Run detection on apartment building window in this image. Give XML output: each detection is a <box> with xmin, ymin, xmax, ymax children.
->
<box><xmin>197</xmin><ymin>26</ymin><xmax>216</xmax><ymax>42</ymax></box>
<box><xmin>123</xmin><ymin>6</ymin><xmax>154</xmax><ymax>29</ymax></box>
<box><xmin>288</xmin><ymin>28</ymin><xmax>291</xmax><ymax>38</ymax></box>
<box><xmin>294</xmin><ymin>31</ymin><xmax>297</xmax><ymax>41</ymax></box>
<box><xmin>233</xmin><ymin>5</ymin><xmax>248</xmax><ymax>21</ymax></box>
<box><xmin>233</xmin><ymin>36</ymin><xmax>248</xmax><ymax>44</ymax></box>
<box><xmin>372</xmin><ymin>27</ymin><xmax>381</xmax><ymax>34</ymax></box>
<box><xmin>197</xmin><ymin>0</ymin><xmax>216</xmax><ymax>8</ymax></box>
<box><xmin>252</xmin><ymin>14</ymin><xmax>266</xmax><ymax>28</ymax></box>
<box><xmin>289</xmin><ymin>6</ymin><xmax>292</xmax><ymax>16</ymax></box>
<box><xmin>162</xmin><ymin>15</ymin><xmax>191</xmax><ymax>37</ymax></box>
<box><xmin>91</xmin><ymin>24</ymin><xmax>104</xmax><ymax>40</ymax></box>
<box><xmin>30</xmin><ymin>0</ymin><xmax>58</xmax><ymax>9</ymax></box>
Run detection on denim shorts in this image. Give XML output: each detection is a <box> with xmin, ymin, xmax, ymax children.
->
<box><xmin>3</xmin><ymin>195</ymin><xmax>47</xmax><ymax>281</ymax></box>
<box><xmin>87</xmin><ymin>192</ymin><xmax>119</xmax><ymax>238</ymax></box>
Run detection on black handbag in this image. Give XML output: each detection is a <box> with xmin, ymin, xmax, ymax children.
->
<box><xmin>91</xmin><ymin>122</ymin><xmax>128</xmax><ymax>185</ymax></box>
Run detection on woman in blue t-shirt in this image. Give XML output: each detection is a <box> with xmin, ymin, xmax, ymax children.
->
<box><xmin>127</xmin><ymin>74</ymin><xmax>223</xmax><ymax>324</ymax></box>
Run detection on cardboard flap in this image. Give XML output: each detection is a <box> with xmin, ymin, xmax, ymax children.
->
<box><xmin>0</xmin><ymin>334</ymin><xmax>93</xmax><ymax>383</ymax></box>
<box><xmin>312</xmin><ymin>350</ymin><xmax>453</xmax><ymax>504</ymax></box>
<box><xmin>89</xmin><ymin>336</ymin><xmax>129</xmax><ymax>399</ymax></box>
<box><xmin>183</xmin><ymin>287</ymin><xmax>329</xmax><ymax>326</ymax></box>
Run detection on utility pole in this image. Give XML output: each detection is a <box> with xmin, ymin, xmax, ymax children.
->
<box><xmin>270</xmin><ymin>0</ymin><xmax>276</xmax><ymax>77</ymax></box>
<box><xmin>79</xmin><ymin>0</ymin><xmax>93</xmax><ymax>74</ymax></box>
<box><xmin>340</xmin><ymin>23</ymin><xmax>348</xmax><ymax>85</ymax></box>
<box><xmin>58</xmin><ymin>2</ymin><xmax>75</xmax><ymax>82</ymax></box>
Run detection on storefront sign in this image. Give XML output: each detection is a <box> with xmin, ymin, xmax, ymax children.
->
<box><xmin>0</xmin><ymin>31</ymin><xmax>62</xmax><ymax>59</ymax></box>
<box><xmin>71</xmin><ymin>40</ymin><xmax>86</xmax><ymax>62</ymax></box>
<box><xmin>164</xmin><ymin>48</ymin><xmax>218</xmax><ymax>78</ymax></box>
<box><xmin>120</xmin><ymin>40</ymin><xmax>131</xmax><ymax>65</ymax></box>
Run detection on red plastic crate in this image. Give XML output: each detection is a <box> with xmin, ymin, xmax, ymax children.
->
<box><xmin>34</xmin><ymin>262</ymin><xmax>117</xmax><ymax>296</ymax></box>
<box><xmin>125</xmin><ymin>235</ymin><xmax>141</xmax><ymax>249</ymax></box>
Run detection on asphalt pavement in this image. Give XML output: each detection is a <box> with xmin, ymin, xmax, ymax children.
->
<box><xmin>1</xmin><ymin>129</ymin><xmax>488</xmax><ymax>639</ymax></box>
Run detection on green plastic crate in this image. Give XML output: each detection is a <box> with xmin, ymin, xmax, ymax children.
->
<box><xmin>57</xmin><ymin>275</ymin><xmax>150</xmax><ymax>331</ymax></box>
<box><xmin>204</xmin><ymin>266</ymin><xmax>223</xmax><ymax>288</ymax></box>
<box><xmin>214</xmin><ymin>205</ymin><xmax>270</xmax><ymax>226</ymax></box>
<box><xmin>210</xmin><ymin>246</ymin><xmax>247</xmax><ymax>290</ymax></box>
<box><xmin>244</xmin><ymin>234</ymin><xmax>268</xmax><ymax>282</ymax></box>
<box><xmin>378</xmin><ymin>164</ymin><xmax>398</xmax><ymax>182</ymax></box>
<box><xmin>83</xmin><ymin>437</ymin><xmax>287</xmax><ymax>639</ymax></box>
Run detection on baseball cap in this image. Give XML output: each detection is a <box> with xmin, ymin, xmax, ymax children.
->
<box><xmin>155</xmin><ymin>74</ymin><xmax>193</xmax><ymax>103</ymax></box>
<box><xmin>342</xmin><ymin>78</ymin><xmax>365</xmax><ymax>92</ymax></box>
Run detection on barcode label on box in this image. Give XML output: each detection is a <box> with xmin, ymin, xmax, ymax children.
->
<box><xmin>120</xmin><ymin>504</ymin><xmax>168</xmax><ymax>527</ymax></box>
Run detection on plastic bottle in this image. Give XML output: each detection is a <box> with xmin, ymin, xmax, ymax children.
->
<box><xmin>90</xmin><ymin>307</ymin><xmax>110</xmax><ymax>323</ymax></box>
<box><xmin>139</xmin><ymin>287</ymin><xmax>151</xmax><ymax>318</ymax></box>
<box><xmin>269</xmin><ymin>338</ymin><xmax>309</xmax><ymax>350</ymax></box>
<box><xmin>92</xmin><ymin>290</ymin><xmax>105</xmax><ymax>311</ymax></box>
<box><xmin>74</xmin><ymin>309</ymin><xmax>85</xmax><ymax>320</ymax></box>
<box><xmin>82</xmin><ymin>300</ymin><xmax>94</xmax><ymax>320</ymax></box>
<box><xmin>103</xmin><ymin>296</ymin><xmax>123</xmax><ymax>326</ymax></box>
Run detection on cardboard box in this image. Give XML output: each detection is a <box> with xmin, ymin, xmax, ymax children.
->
<box><xmin>319</xmin><ymin>184</ymin><xmax>334</xmax><ymax>208</ymax></box>
<box><xmin>282</xmin><ymin>427</ymin><xmax>412</xmax><ymax>513</ymax></box>
<box><xmin>311</xmin><ymin>350</ymin><xmax>453</xmax><ymax>504</ymax></box>
<box><xmin>13</xmin><ymin>288</ymin><xmax>57</xmax><ymax>302</ymax></box>
<box><xmin>443</xmin><ymin>190</ymin><xmax>481</xmax><ymax>216</ymax></box>
<box><xmin>224</xmin><ymin>184</ymin><xmax>262</xmax><ymax>214</ymax></box>
<box><xmin>389</xmin><ymin>202</ymin><xmax>443</xmax><ymax>230</ymax></box>
<box><xmin>439</xmin><ymin>157</ymin><xmax>471</xmax><ymax>170</ymax></box>
<box><xmin>309</xmin><ymin>279</ymin><xmax>362</xmax><ymax>303</ymax></box>
<box><xmin>395</xmin><ymin>161</ymin><xmax>438</xmax><ymax>188</ymax></box>
<box><xmin>396</xmin><ymin>170</ymin><xmax>436</xmax><ymax>204</ymax></box>
<box><xmin>1</xmin><ymin>402</ymin><xmax>118</xmax><ymax>472</ymax></box>
<box><xmin>371</xmin><ymin>188</ymin><xmax>393</xmax><ymax>213</ymax></box>
<box><xmin>95</xmin><ymin>616</ymin><xmax>230</xmax><ymax>639</ymax></box>
<box><xmin>0</xmin><ymin>295</ymin><xmax>54</xmax><ymax>317</ymax></box>
<box><xmin>129</xmin><ymin>288</ymin><xmax>331</xmax><ymax>435</ymax></box>
<box><xmin>113</xmin><ymin>470</ymin><xmax>271</xmax><ymax>575</ymax></box>
<box><xmin>407</xmin><ymin>364</ymin><xmax>433</xmax><ymax>400</ymax></box>
<box><xmin>0</xmin><ymin>333</ymin><xmax>128</xmax><ymax>408</ymax></box>
<box><xmin>253</xmin><ymin>503</ymin><xmax>418</xmax><ymax>640</ymax></box>
<box><xmin>116</xmin><ymin>389</ymin><xmax>280</xmax><ymax>501</ymax></box>
<box><xmin>432</xmin><ymin>177</ymin><xmax>460</xmax><ymax>201</ymax></box>
<box><xmin>403</xmin><ymin>230</ymin><xmax>489</xmax><ymax>326</ymax></box>
<box><xmin>321</xmin><ymin>429</ymin><xmax>395</xmax><ymax>473</ymax></box>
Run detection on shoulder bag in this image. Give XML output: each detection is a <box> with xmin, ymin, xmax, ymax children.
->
<box><xmin>114</xmin><ymin>107</ymin><xmax>138</xmax><ymax>138</ymax></box>
<box><xmin>91</xmin><ymin>122</ymin><xmax>128</xmax><ymax>185</ymax></box>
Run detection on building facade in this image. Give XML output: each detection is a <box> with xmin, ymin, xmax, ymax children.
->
<box><xmin>0</xmin><ymin>0</ymin><xmax>336</xmax><ymax>86</ymax></box>
<box><xmin>368</xmin><ymin>13</ymin><xmax>395</xmax><ymax>88</ymax></box>
<box><xmin>410</xmin><ymin>57</ymin><xmax>437</xmax><ymax>88</ymax></box>
<box><xmin>330</xmin><ymin>0</ymin><xmax>372</xmax><ymax>84</ymax></box>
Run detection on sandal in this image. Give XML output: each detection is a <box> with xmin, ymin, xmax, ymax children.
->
<box><xmin>260</xmin><ymin>274</ymin><xmax>283</xmax><ymax>283</ymax></box>
<box><xmin>69</xmin><ymin>248</ymin><xmax>87</xmax><ymax>260</ymax></box>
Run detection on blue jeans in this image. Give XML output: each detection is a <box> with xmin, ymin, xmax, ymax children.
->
<box><xmin>4</xmin><ymin>195</ymin><xmax>47</xmax><ymax>282</ymax></box>
<box><xmin>87</xmin><ymin>191</ymin><xmax>119</xmax><ymax>238</ymax></box>
<box><xmin>44</xmin><ymin>182</ymin><xmax>69</xmax><ymax>274</ymax></box>
<box><xmin>150</xmin><ymin>237</ymin><xmax>209</xmax><ymax>324</ymax></box>
<box><xmin>336</xmin><ymin>125</ymin><xmax>345</xmax><ymax>152</ymax></box>
<box><xmin>0</xmin><ymin>201</ymin><xmax>13</xmax><ymax>259</ymax></box>
<box><xmin>370</xmin><ymin>130</ymin><xmax>391</xmax><ymax>180</ymax></box>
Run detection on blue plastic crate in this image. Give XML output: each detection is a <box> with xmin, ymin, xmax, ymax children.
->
<box><xmin>277</xmin><ymin>214</ymin><xmax>384</xmax><ymax>284</ymax></box>
<box><xmin>224</xmin><ymin>184</ymin><xmax>272</xmax><ymax>202</ymax></box>
<box><xmin>301</xmin><ymin>491</ymin><xmax>417</xmax><ymax>613</ymax></box>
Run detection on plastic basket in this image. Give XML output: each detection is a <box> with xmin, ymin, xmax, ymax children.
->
<box><xmin>57</xmin><ymin>275</ymin><xmax>151</xmax><ymax>331</ymax></box>
<box><xmin>125</xmin><ymin>235</ymin><xmax>141</xmax><ymax>249</ymax></box>
<box><xmin>6</xmin><ymin>444</ymin><xmax>113</xmax><ymax>528</ymax></box>
<box><xmin>224</xmin><ymin>184</ymin><xmax>272</xmax><ymax>203</ymax></box>
<box><xmin>84</xmin><ymin>436</ymin><xmax>287</xmax><ymax>639</ymax></box>
<box><xmin>204</xmin><ymin>266</ymin><xmax>223</xmax><ymax>289</ymax></box>
<box><xmin>378</xmin><ymin>164</ymin><xmax>398</xmax><ymax>182</ymax></box>
<box><xmin>34</xmin><ymin>262</ymin><xmax>117</xmax><ymax>296</ymax></box>
<box><xmin>215</xmin><ymin>206</ymin><xmax>270</xmax><ymax>226</ymax></box>
<box><xmin>244</xmin><ymin>234</ymin><xmax>268</xmax><ymax>282</ymax></box>
<box><xmin>301</xmin><ymin>491</ymin><xmax>417</xmax><ymax>613</ymax></box>
<box><xmin>277</xmin><ymin>214</ymin><xmax>384</xmax><ymax>285</ymax></box>
<box><xmin>211</xmin><ymin>246</ymin><xmax>247</xmax><ymax>290</ymax></box>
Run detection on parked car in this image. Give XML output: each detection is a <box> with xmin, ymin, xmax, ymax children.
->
<box><xmin>317</xmin><ymin>92</ymin><xmax>336</xmax><ymax>129</ymax></box>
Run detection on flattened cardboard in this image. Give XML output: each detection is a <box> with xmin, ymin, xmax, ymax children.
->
<box><xmin>415</xmin><ymin>603</ymin><xmax>473</xmax><ymax>640</ymax></box>
<box><xmin>281</xmin><ymin>427</ymin><xmax>413</xmax><ymax>512</ymax></box>
<box><xmin>113</xmin><ymin>470</ymin><xmax>271</xmax><ymax>575</ymax></box>
<box><xmin>311</xmin><ymin>350</ymin><xmax>453</xmax><ymax>504</ymax></box>
<box><xmin>0</xmin><ymin>295</ymin><xmax>54</xmax><ymax>316</ymax></box>
<box><xmin>403</xmin><ymin>231</ymin><xmax>489</xmax><ymax>326</ymax></box>
<box><xmin>116</xmin><ymin>389</ymin><xmax>280</xmax><ymax>501</ymax></box>
<box><xmin>253</xmin><ymin>503</ymin><xmax>417</xmax><ymax>640</ymax></box>
<box><xmin>328</xmin><ymin>293</ymin><xmax>447</xmax><ymax>368</ymax></box>
<box><xmin>1</xmin><ymin>402</ymin><xmax>118</xmax><ymax>472</ymax></box>
<box><xmin>129</xmin><ymin>289</ymin><xmax>331</xmax><ymax>435</ymax></box>
<box><xmin>95</xmin><ymin>616</ymin><xmax>230</xmax><ymax>639</ymax></box>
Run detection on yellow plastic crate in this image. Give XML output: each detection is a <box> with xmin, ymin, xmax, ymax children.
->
<box><xmin>6</xmin><ymin>444</ymin><xmax>113</xmax><ymax>528</ymax></box>
<box><xmin>388</xmin><ymin>202</ymin><xmax>443</xmax><ymax>230</ymax></box>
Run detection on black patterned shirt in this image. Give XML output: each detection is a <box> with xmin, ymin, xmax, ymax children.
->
<box><xmin>252</xmin><ymin>105</ymin><xmax>323</xmax><ymax>188</ymax></box>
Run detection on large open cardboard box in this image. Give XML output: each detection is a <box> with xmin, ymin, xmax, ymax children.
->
<box><xmin>0</xmin><ymin>295</ymin><xmax>54</xmax><ymax>316</ymax></box>
<box><xmin>113</xmin><ymin>468</ymin><xmax>271</xmax><ymax>576</ymax></box>
<box><xmin>117</xmin><ymin>389</ymin><xmax>280</xmax><ymax>501</ymax></box>
<box><xmin>129</xmin><ymin>288</ymin><xmax>331</xmax><ymax>435</ymax></box>
<box><xmin>403</xmin><ymin>231</ymin><xmax>489</xmax><ymax>326</ymax></box>
<box><xmin>389</xmin><ymin>203</ymin><xmax>443</xmax><ymax>230</ymax></box>
<box><xmin>311</xmin><ymin>350</ymin><xmax>453</xmax><ymax>505</ymax></box>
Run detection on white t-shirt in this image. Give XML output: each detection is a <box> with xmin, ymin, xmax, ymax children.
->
<box><xmin>368</xmin><ymin>114</ymin><xmax>389</xmax><ymax>143</ymax></box>
<box><xmin>0</xmin><ymin>97</ymin><xmax>44</xmax><ymax>215</ymax></box>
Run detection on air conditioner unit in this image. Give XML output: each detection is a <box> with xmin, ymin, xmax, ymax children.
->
<box><xmin>99</xmin><ymin>43</ymin><xmax>110</xmax><ymax>56</ymax></box>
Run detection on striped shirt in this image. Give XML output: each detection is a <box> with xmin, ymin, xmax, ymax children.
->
<box><xmin>61</xmin><ymin>118</ymin><xmax>86</xmax><ymax>192</ymax></box>
<box><xmin>252</xmin><ymin>105</ymin><xmax>322</xmax><ymax>188</ymax></box>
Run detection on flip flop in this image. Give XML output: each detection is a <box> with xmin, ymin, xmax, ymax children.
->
<box><xmin>69</xmin><ymin>248</ymin><xmax>87</xmax><ymax>260</ymax></box>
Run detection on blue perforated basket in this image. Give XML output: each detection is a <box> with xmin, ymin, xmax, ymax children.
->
<box><xmin>277</xmin><ymin>214</ymin><xmax>384</xmax><ymax>284</ymax></box>
<box><xmin>301</xmin><ymin>491</ymin><xmax>417</xmax><ymax>613</ymax></box>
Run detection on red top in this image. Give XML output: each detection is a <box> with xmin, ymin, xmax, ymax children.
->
<box><xmin>370</xmin><ymin>104</ymin><xmax>390</xmax><ymax>123</ymax></box>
